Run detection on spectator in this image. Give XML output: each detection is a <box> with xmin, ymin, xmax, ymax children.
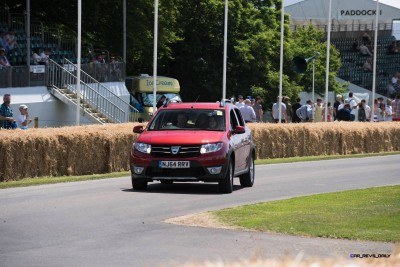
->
<box><xmin>18</xmin><ymin>104</ymin><xmax>32</xmax><ymax>130</ymax></box>
<box><xmin>235</xmin><ymin>95</ymin><xmax>245</xmax><ymax>108</ymax></box>
<box><xmin>346</xmin><ymin>92</ymin><xmax>358</xmax><ymax>121</ymax></box>
<box><xmin>252</xmin><ymin>96</ymin><xmax>263</xmax><ymax>122</ymax></box>
<box><xmin>372</xmin><ymin>99</ymin><xmax>379</xmax><ymax>122</ymax></box>
<box><xmin>387</xmin><ymin>41</ymin><xmax>398</xmax><ymax>54</ymax></box>
<box><xmin>110</xmin><ymin>56</ymin><xmax>121</xmax><ymax>80</ymax></box>
<box><xmin>272</xmin><ymin>96</ymin><xmax>287</xmax><ymax>123</ymax></box>
<box><xmin>4</xmin><ymin>29</ymin><xmax>19</xmax><ymax>53</ymax></box>
<box><xmin>385</xmin><ymin>99</ymin><xmax>393</xmax><ymax>122</ymax></box>
<box><xmin>283</xmin><ymin>96</ymin><xmax>292</xmax><ymax>122</ymax></box>
<box><xmin>358</xmin><ymin>100</ymin><xmax>370</xmax><ymax>122</ymax></box>
<box><xmin>333</xmin><ymin>94</ymin><xmax>343</xmax><ymax>120</ymax></box>
<box><xmin>32</xmin><ymin>48</ymin><xmax>45</xmax><ymax>65</ymax></box>
<box><xmin>0</xmin><ymin>48</ymin><xmax>11</xmax><ymax>67</ymax></box>
<box><xmin>392</xmin><ymin>94</ymin><xmax>400</xmax><ymax>121</ymax></box>
<box><xmin>351</xmin><ymin>39</ymin><xmax>359</xmax><ymax>52</ymax></box>
<box><xmin>362</xmin><ymin>57</ymin><xmax>373</xmax><ymax>72</ymax></box>
<box><xmin>322</xmin><ymin>101</ymin><xmax>333</xmax><ymax>122</ymax></box>
<box><xmin>291</xmin><ymin>97</ymin><xmax>302</xmax><ymax>123</ymax></box>
<box><xmin>336</xmin><ymin>103</ymin><xmax>351</xmax><ymax>121</ymax></box>
<box><xmin>0</xmin><ymin>31</ymin><xmax>7</xmax><ymax>50</ymax></box>
<box><xmin>387</xmin><ymin>81</ymin><xmax>396</xmax><ymax>98</ymax></box>
<box><xmin>362</xmin><ymin>32</ymin><xmax>372</xmax><ymax>45</ymax></box>
<box><xmin>359</xmin><ymin>44</ymin><xmax>373</xmax><ymax>56</ymax></box>
<box><xmin>156</xmin><ymin>95</ymin><xmax>166</xmax><ymax>109</ymax></box>
<box><xmin>40</xmin><ymin>48</ymin><xmax>52</xmax><ymax>65</ymax></box>
<box><xmin>0</xmin><ymin>94</ymin><xmax>16</xmax><ymax>129</ymax></box>
<box><xmin>376</xmin><ymin>102</ymin><xmax>385</xmax><ymax>122</ymax></box>
<box><xmin>314</xmin><ymin>98</ymin><xmax>323</xmax><ymax>122</ymax></box>
<box><xmin>296</xmin><ymin>100</ymin><xmax>313</xmax><ymax>123</ymax></box>
<box><xmin>239</xmin><ymin>99</ymin><xmax>256</xmax><ymax>123</ymax></box>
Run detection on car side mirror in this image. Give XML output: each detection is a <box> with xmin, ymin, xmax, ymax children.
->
<box><xmin>233</xmin><ymin>125</ymin><xmax>245</xmax><ymax>134</ymax></box>
<box><xmin>133</xmin><ymin>125</ymin><xmax>144</xmax><ymax>134</ymax></box>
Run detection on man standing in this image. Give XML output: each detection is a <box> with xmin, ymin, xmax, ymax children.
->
<box><xmin>272</xmin><ymin>96</ymin><xmax>287</xmax><ymax>123</ymax></box>
<box><xmin>291</xmin><ymin>97</ymin><xmax>302</xmax><ymax>123</ymax></box>
<box><xmin>0</xmin><ymin>94</ymin><xmax>15</xmax><ymax>129</ymax></box>
<box><xmin>235</xmin><ymin>95</ymin><xmax>245</xmax><ymax>108</ymax></box>
<box><xmin>333</xmin><ymin>94</ymin><xmax>343</xmax><ymax>120</ymax></box>
<box><xmin>239</xmin><ymin>99</ymin><xmax>256</xmax><ymax>123</ymax></box>
<box><xmin>346</xmin><ymin>92</ymin><xmax>358</xmax><ymax>121</ymax></box>
<box><xmin>296</xmin><ymin>100</ymin><xmax>313</xmax><ymax>123</ymax></box>
<box><xmin>392</xmin><ymin>94</ymin><xmax>400</xmax><ymax>121</ymax></box>
<box><xmin>252</xmin><ymin>96</ymin><xmax>263</xmax><ymax>123</ymax></box>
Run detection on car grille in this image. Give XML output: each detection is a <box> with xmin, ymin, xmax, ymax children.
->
<box><xmin>146</xmin><ymin>167</ymin><xmax>206</xmax><ymax>177</ymax></box>
<box><xmin>151</xmin><ymin>145</ymin><xmax>201</xmax><ymax>158</ymax></box>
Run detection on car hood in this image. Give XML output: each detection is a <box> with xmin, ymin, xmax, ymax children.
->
<box><xmin>137</xmin><ymin>130</ymin><xmax>226</xmax><ymax>145</ymax></box>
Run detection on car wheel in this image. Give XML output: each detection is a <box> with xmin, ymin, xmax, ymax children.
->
<box><xmin>131</xmin><ymin>177</ymin><xmax>148</xmax><ymax>190</ymax></box>
<box><xmin>160</xmin><ymin>180</ymin><xmax>173</xmax><ymax>184</ymax></box>
<box><xmin>218</xmin><ymin>159</ymin><xmax>234</xmax><ymax>194</ymax></box>
<box><xmin>239</xmin><ymin>153</ymin><xmax>254</xmax><ymax>187</ymax></box>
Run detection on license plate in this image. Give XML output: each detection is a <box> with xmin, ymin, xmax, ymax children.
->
<box><xmin>159</xmin><ymin>161</ymin><xmax>190</xmax><ymax>168</ymax></box>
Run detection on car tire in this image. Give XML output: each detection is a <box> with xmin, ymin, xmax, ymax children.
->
<box><xmin>218</xmin><ymin>159</ymin><xmax>234</xmax><ymax>194</ymax></box>
<box><xmin>240</xmin><ymin>153</ymin><xmax>254</xmax><ymax>187</ymax></box>
<box><xmin>160</xmin><ymin>180</ymin><xmax>173</xmax><ymax>184</ymax></box>
<box><xmin>132</xmin><ymin>177</ymin><xmax>148</xmax><ymax>190</ymax></box>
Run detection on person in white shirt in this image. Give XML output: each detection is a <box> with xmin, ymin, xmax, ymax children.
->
<box><xmin>235</xmin><ymin>95</ymin><xmax>245</xmax><ymax>108</ymax></box>
<box><xmin>239</xmin><ymin>99</ymin><xmax>256</xmax><ymax>123</ymax></box>
<box><xmin>359</xmin><ymin>44</ymin><xmax>373</xmax><ymax>56</ymax></box>
<box><xmin>272</xmin><ymin>96</ymin><xmax>287</xmax><ymax>123</ymax></box>
<box><xmin>296</xmin><ymin>100</ymin><xmax>313</xmax><ymax>122</ymax></box>
<box><xmin>40</xmin><ymin>48</ymin><xmax>52</xmax><ymax>65</ymax></box>
<box><xmin>18</xmin><ymin>104</ymin><xmax>32</xmax><ymax>130</ymax></box>
<box><xmin>346</xmin><ymin>92</ymin><xmax>358</xmax><ymax>121</ymax></box>
<box><xmin>385</xmin><ymin>99</ymin><xmax>393</xmax><ymax>121</ymax></box>
<box><xmin>32</xmin><ymin>48</ymin><xmax>45</xmax><ymax>65</ymax></box>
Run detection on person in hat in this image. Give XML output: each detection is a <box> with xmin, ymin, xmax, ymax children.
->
<box><xmin>0</xmin><ymin>47</ymin><xmax>11</xmax><ymax>68</ymax></box>
<box><xmin>18</xmin><ymin>104</ymin><xmax>32</xmax><ymax>130</ymax></box>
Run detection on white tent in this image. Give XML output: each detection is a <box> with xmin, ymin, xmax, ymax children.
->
<box><xmin>285</xmin><ymin>0</ymin><xmax>400</xmax><ymax>26</ymax></box>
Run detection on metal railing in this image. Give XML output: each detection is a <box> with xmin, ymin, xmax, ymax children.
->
<box><xmin>46</xmin><ymin>59</ymin><xmax>138</xmax><ymax>123</ymax></box>
<box><xmin>63</xmin><ymin>58</ymin><xmax>137</xmax><ymax>121</ymax></box>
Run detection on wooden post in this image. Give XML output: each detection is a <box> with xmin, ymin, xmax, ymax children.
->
<box><xmin>34</xmin><ymin>117</ymin><xmax>38</xmax><ymax>128</ymax></box>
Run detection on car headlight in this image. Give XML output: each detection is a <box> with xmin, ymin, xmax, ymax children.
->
<box><xmin>200</xmin><ymin>143</ymin><xmax>223</xmax><ymax>154</ymax></box>
<box><xmin>134</xmin><ymin>142</ymin><xmax>152</xmax><ymax>154</ymax></box>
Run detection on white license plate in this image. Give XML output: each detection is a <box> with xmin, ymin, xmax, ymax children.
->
<box><xmin>159</xmin><ymin>161</ymin><xmax>190</xmax><ymax>169</ymax></box>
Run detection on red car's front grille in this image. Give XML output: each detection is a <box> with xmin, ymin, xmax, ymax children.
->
<box><xmin>146</xmin><ymin>167</ymin><xmax>206</xmax><ymax>177</ymax></box>
<box><xmin>151</xmin><ymin>145</ymin><xmax>200</xmax><ymax>158</ymax></box>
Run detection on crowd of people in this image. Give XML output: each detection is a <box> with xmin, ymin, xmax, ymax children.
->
<box><xmin>230</xmin><ymin>91</ymin><xmax>400</xmax><ymax>123</ymax></box>
<box><xmin>0</xmin><ymin>94</ymin><xmax>32</xmax><ymax>130</ymax></box>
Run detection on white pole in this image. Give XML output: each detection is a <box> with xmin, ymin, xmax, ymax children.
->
<box><xmin>222</xmin><ymin>0</ymin><xmax>228</xmax><ymax>101</ymax></box>
<box><xmin>152</xmin><ymin>0</ymin><xmax>159</xmax><ymax>113</ymax></box>
<box><xmin>324</xmin><ymin>0</ymin><xmax>332</xmax><ymax>123</ymax></box>
<box><xmin>76</xmin><ymin>0</ymin><xmax>82</xmax><ymax>125</ymax></box>
<box><xmin>123</xmin><ymin>0</ymin><xmax>126</xmax><ymax>63</ymax></box>
<box><xmin>278</xmin><ymin>0</ymin><xmax>284</xmax><ymax>123</ymax></box>
<box><xmin>312</xmin><ymin>59</ymin><xmax>315</xmax><ymax>121</ymax></box>
<box><xmin>371</xmin><ymin>0</ymin><xmax>379</xmax><ymax>122</ymax></box>
<box><xmin>26</xmin><ymin>0</ymin><xmax>30</xmax><ymax>67</ymax></box>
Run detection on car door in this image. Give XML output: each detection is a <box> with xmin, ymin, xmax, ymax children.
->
<box><xmin>233</xmin><ymin>108</ymin><xmax>250</xmax><ymax>171</ymax></box>
<box><xmin>229</xmin><ymin>108</ymin><xmax>245</xmax><ymax>173</ymax></box>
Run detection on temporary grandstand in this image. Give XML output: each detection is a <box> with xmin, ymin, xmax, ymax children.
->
<box><xmin>286</xmin><ymin>0</ymin><xmax>400</xmax><ymax>97</ymax></box>
<box><xmin>0</xmin><ymin>8</ymin><xmax>137</xmax><ymax>127</ymax></box>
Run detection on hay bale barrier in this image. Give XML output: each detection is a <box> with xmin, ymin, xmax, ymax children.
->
<box><xmin>0</xmin><ymin>122</ymin><xmax>399</xmax><ymax>182</ymax></box>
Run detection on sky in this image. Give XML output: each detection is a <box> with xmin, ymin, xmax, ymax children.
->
<box><xmin>284</xmin><ymin>0</ymin><xmax>400</xmax><ymax>9</ymax></box>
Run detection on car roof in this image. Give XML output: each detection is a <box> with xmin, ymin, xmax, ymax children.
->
<box><xmin>163</xmin><ymin>102</ymin><xmax>234</xmax><ymax>110</ymax></box>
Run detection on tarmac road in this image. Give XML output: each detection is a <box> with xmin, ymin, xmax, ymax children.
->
<box><xmin>1</xmin><ymin>155</ymin><xmax>399</xmax><ymax>266</ymax></box>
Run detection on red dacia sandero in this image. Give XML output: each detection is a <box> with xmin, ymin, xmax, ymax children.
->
<box><xmin>130</xmin><ymin>101</ymin><xmax>255</xmax><ymax>193</ymax></box>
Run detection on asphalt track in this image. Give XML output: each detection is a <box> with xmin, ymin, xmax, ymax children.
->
<box><xmin>1</xmin><ymin>155</ymin><xmax>399</xmax><ymax>266</ymax></box>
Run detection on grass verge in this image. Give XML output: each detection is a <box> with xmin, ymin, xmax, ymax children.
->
<box><xmin>1</xmin><ymin>151</ymin><xmax>399</xmax><ymax>189</ymax></box>
<box><xmin>214</xmin><ymin>185</ymin><xmax>400</xmax><ymax>242</ymax></box>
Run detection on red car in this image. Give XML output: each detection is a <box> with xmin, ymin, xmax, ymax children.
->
<box><xmin>130</xmin><ymin>101</ymin><xmax>255</xmax><ymax>193</ymax></box>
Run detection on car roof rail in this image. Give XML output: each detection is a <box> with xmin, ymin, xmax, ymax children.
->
<box><xmin>219</xmin><ymin>99</ymin><xmax>232</xmax><ymax>107</ymax></box>
<box><xmin>163</xmin><ymin>98</ymin><xmax>182</xmax><ymax>108</ymax></box>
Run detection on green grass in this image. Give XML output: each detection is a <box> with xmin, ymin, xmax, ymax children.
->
<box><xmin>214</xmin><ymin>186</ymin><xmax>400</xmax><ymax>242</ymax></box>
<box><xmin>1</xmin><ymin>151</ymin><xmax>399</xmax><ymax>189</ymax></box>
<box><xmin>0</xmin><ymin>171</ymin><xmax>130</xmax><ymax>189</ymax></box>
<box><xmin>254</xmin><ymin>151</ymin><xmax>400</xmax><ymax>165</ymax></box>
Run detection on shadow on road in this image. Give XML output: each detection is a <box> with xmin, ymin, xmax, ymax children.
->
<box><xmin>121</xmin><ymin>182</ymin><xmax>244</xmax><ymax>195</ymax></box>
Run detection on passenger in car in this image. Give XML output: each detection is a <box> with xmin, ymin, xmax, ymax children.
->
<box><xmin>208</xmin><ymin>115</ymin><xmax>219</xmax><ymax>129</ymax></box>
<box><xmin>195</xmin><ymin>113</ymin><xmax>208</xmax><ymax>128</ymax></box>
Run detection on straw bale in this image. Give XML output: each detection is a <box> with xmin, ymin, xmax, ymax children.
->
<box><xmin>0</xmin><ymin>122</ymin><xmax>399</xmax><ymax>181</ymax></box>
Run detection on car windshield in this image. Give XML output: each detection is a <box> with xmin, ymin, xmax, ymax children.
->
<box><xmin>148</xmin><ymin>109</ymin><xmax>225</xmax><ymax>131</ymax></box>
<box><xmin>141</xmin><ymin>93</ymin><xmax>181</xmax><ymax>107</ymax></box>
